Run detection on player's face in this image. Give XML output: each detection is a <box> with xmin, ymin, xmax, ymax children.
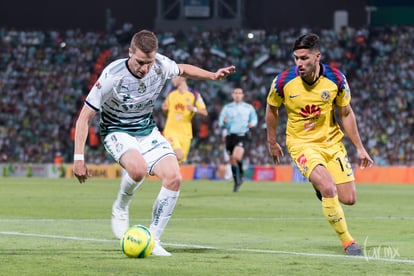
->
<box><xmin>171</xmin><ymin>76</ymin><xmax>185</xmax><ymax>88</ymax></box>
<box><xmin>293</xmin><ymin>49</ymin><xmax>321</xmax><ymax>81</ymax></box>
<box><xmin>128</xmin><ymin>47</ymin><xmax>156</xmax><ymax>78</ymax></box>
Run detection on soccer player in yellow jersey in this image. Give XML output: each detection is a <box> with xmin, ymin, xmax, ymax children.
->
<box><xmin>265</xmin><ymin>33</ymin><xmax>373</xmax><ymax>256</ymax></box>
<box><xmin>162</xmin><ymin>76</ymin><xmax>208</xmax><ymax>163</ymax></box>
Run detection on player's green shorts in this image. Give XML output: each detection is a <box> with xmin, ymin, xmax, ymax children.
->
<box><xmin>289</xmin><ymin>141</ymin><xmax>355</xmax><ymax>184</ymax></box>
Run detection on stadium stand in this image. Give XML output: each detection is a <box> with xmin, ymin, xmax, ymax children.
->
<box><xmin>0</xmin><ymin>26</ymin><xmax>413</xmax><ymax>166</ymax></box>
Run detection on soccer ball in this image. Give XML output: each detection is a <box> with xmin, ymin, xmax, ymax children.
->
<box><xmin>120</xmin><ymin>225</ymin><xmax>155</xmax><ymax>258</ymax></box>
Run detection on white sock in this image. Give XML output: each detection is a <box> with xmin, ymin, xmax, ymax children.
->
<box><xmin>149</xmin><ymin>187</ymin><xmax>180</xmax><ymax>240</ymax></box>
<box><xmin>115</xmin><ymin>173</ymin><xmax>144</xmax><ymax>209</ymax></box>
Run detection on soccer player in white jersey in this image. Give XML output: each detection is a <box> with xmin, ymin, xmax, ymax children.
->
<box><xmin>73</xmin><ymin>30</ymin><xmax>235</xmax><ymax>256</ymax></box>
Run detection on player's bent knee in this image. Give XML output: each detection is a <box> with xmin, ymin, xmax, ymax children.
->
<box><xmin>163</xmin><ymin>171</ymin><xmax>182</xmax><ymax>191</ymax></box>
<box><xmin>128</xmin><ymin>167</ymin><xmax>147</xmax><ymax>182</ymax></box>
<box><xmin>339</xmin><ymin>195</ymin><xmax>357</xmax><ymax>205</ymax></box>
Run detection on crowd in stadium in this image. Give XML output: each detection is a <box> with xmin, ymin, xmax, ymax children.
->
<box><xmin>0</xmin><ymin>25</ymin><xmax>413</xmax><ymax>166</ymax></box>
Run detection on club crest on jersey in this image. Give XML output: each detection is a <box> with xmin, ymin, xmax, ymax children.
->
<box><xmin>138</xmin><ymin>82</ymin><xmax>146</xmax><ymax>94</ymax></box>
<box><xmin>95</xmin><ymin>81</ymin><xmax>102</xmax><ymax>89</ymax></box>
<box><xmin>321</xmin><ymin>91</ymin><xmax>330</xmax><ymax>101</ymax></box>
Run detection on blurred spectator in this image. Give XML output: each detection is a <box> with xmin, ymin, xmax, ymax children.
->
<box><xmin>0</xmin><ymin>25</ymin><xmax>413</xmax><ymax>166</ymax></box>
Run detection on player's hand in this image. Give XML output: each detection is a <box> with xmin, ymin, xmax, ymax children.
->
<box><xmin>268</xmin><ymin>141</ymin><xmax>283</xmax><ymax>164</ymax></box>
<box><xmin>357</xmin><ymin>148</ymin><xmax>374</xmax><ymax>169</ymax></box>
<box><xmin>214</xmin><ymin>65</ymin><xmax>236</xmax><ymax>80</ymax></box>
<box><xmin>73</xmin><ymin>160</ymin><xmax>91</xmax><ymax>183</ymax></box>
<box><xmin>186</xmin><ymin>104</ymin><xmax>196</xmax><ymax>112</ymax></box>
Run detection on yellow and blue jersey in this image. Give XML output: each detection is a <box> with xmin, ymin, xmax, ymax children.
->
<box><xmin>267</xmin><ymin>63</ymin><xmax>351</xmax><ymax>148</ymax></box>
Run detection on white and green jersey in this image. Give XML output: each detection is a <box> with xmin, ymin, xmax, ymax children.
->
<box><xmin>85</xmin><ymin>53</ymin><xmax>180</xmax><ymax>137</ymax></box>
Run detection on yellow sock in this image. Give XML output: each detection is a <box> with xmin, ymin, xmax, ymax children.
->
<box><xmin>322</xmin><ymin>195</ymin><xmax>354</xmax><ymax>246</ymax></box>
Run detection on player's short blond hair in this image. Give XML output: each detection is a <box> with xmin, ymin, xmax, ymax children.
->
<box><xmin>130</xmin><ymin>30</ymin><xmax>158</xmax><ymax>54</ymax></box>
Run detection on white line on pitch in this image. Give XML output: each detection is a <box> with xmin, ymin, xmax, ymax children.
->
<box><xmin>1</xmin><ymin>231</ymin><xmax>414</xmax><ymax>264</ymax></box>
<box><xmin>0</xmin><ymin>216</ymin><xmax>413</xmax><ymax>222</ymax></box>
<box><xmin>0</xmin><ymin>231</ymin><xmax>114</xmax><ymax>242</ymax></box>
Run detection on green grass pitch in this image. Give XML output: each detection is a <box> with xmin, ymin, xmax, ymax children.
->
<box><xmin>0</xmin><ymin>177</ymin><xmax>413</xmax><ymax>275</ymax></box>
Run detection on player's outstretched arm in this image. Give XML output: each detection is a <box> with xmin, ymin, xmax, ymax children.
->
<box><xmin>178</xmin><ymin>64</ymin><xmax>236</xmax><ymax>81</ymax></box>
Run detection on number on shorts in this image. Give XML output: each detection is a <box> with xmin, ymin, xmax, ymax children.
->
<box><xmin>336</xmin><ymin>155</ymin><xmax>351</xmax><ymax>172</ymax></box>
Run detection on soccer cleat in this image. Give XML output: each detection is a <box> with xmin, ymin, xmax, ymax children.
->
<box><xmin>233</xmin><ymin>182</ymin><xmax>239</xmax><ymax>192</ymax></box>
<box><xmin>233</xmin><ymin>180</ymin><xmax>242</xmax><ymax>192</ymax></box>
<box><xmin>233</xmin><ymin>174</ymin><xmax>244</xmax><ymax>192</ymax></box>
<box><xmin>151</xmin><ymin>240</ymin><xmax>172</xmax><ymax>256</ymax></box>
<box><xmin>111</xmin><ymin>202</ymin><xmax>129</xmax><ymax>239</ymax></box>
<box><xmin>344</xmin><ymin>241</ymin><xmax>362</xmax><ymax>256</ymax></box>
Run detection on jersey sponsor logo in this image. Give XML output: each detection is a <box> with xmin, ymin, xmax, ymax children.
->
<box><xmin>297</xmin><ymin>154</ymin><xmax>307</xmax><ymax>166</ymax></box>
<box><xmin>304</xmin><ymin>121</ymin><xmax>316</xmax><ymax>132</ymax></box>
<box><xmin>115</xmin><ymin>142</ymin><xmax>123</xmax><ymax>153</ymax></box>
<box><xmin>300</xmin><ymin>104</ymin><xmax>320</xmax><ymax>132</ymax></box>
<box><xmin>121</xmin><ymin>99</ymin><xmax>154</xmax><ymax>111</ymax></box>
<box><xmin>175</xmin><ymin>103</ymin><xmax>185</xmax><ymax>112</ymax></box>
<box><xmin>297</xmin><ymin>154</ymin><xmax>308</xmax><ymax>173</ymax></box>
<box><xmin>122</xmin><ymin>94</ymin><xmax>131</xmax><ymax>102</ymax></box>
<box><xmin>300</xmin><ymin>104</ymin><xmax>321</xmax><ymax>118</ymax></box>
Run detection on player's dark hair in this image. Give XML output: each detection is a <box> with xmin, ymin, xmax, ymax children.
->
<box><xmin>130</xmin><ymin>30</ymin><xmax>158</xmax><ymax>54</ymax></box>
<box><xmin>293</xmin><ymin>33</ymin><xmax>320</xmax><ymax>52</ymax></box>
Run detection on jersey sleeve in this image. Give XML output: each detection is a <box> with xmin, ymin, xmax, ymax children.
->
<box><xmin>335</xmin><ymin>74</ymin><xmax>352</xmax><ymax>107</ymax></box>
<box><xmin>267</xmin><ymin>74</ymin><xmax>284</xmax><ymax>108</ymax></box>
<box><xmin>249</xmin><ymin>105</ymin><xmax>258</xmax><ymax>127</ymax></box>
<box><xmin>85</xmin><ymin>67</ymin><xmax>117</xmax><ymax>111</ymax></box>
<box><xmin>195</xmin><ymin>93</ymin><xmax>207</xmax><ymax>110</ymax></box>
<box><xmin>156</xmin><ymin>53</ymin><xmax>180</xmax><ymax>79</ymax></box>
<box><xmin>218</xmin><ymin>106</ymin><xmax>227</xmax><ymax>128</ymax></box>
